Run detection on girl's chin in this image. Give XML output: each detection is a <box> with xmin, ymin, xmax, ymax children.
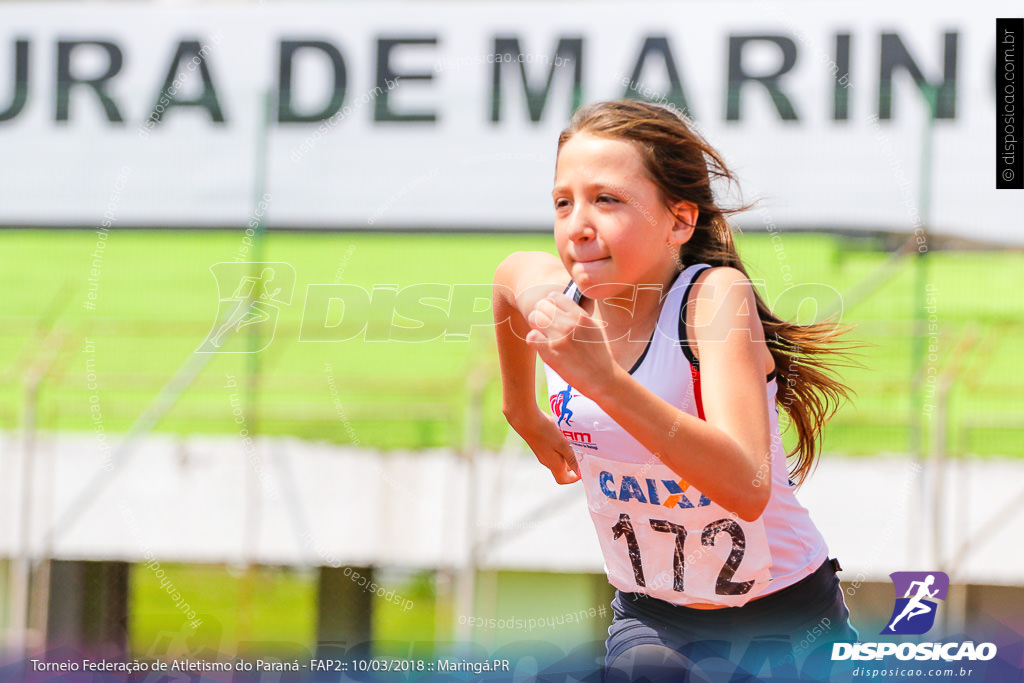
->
<box><xmin>573</xmin><ymin>276</ymin><xmax>637</xmax><ymax>301</ymax></box>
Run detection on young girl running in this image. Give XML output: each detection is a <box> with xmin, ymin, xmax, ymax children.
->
<box><xmin>493</xmin><ymin>100</ymin><xmax>859</xmax><ymax>681</ymax></box>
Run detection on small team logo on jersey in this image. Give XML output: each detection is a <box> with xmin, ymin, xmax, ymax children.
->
<box><xmin>881</xmin><ymin>571</ymin><xmax>949</xmax><ymax>635</ymax></box>
<box><xmin>550</xmin><ymin>384</ymin><xmax>597</xmax><ymax>449</ymax></box>
<box><xmin>549</xmin><ymin>384</ymin><xmax>577</xmax><ymax>427</ymax></box>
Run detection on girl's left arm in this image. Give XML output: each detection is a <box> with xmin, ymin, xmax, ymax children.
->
<box><xmin>525</xmin><ymin>266</ymin><xmax>772</xmax><ymax>521</ymax></box>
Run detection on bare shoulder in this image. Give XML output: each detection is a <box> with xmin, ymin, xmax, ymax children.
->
<box><xmin>687</xmin><ymin>266</ymin><xmax>769</xmax><ymax>361</ymax></box>
<box><xmin>693</xmin><ymin>265</ymin><xmax>750</xmax><ymax>290</ymax></box>
<box><xmin>689</xmin><ymin>266</ymin><xmax>755</xmax><ymax>320</ymax></box>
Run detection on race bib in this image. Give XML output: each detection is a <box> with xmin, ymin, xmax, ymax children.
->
<box><xmin>580</xmin><ymin>451</ymin><xmax>774</xmax><ymax>607</ymax></box>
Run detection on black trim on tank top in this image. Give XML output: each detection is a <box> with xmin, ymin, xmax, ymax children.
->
<box><xmin>679</xmin><ymin>265</ymin><xmax>777</xmax><ymax>383</ymax></box>
<box><xmin>626</xmin><ymin>337</ymin><xmax>653</xmax><ymax>375</ymax></box>
<box><xmin>563</xmin><ymin>280</ymin><xmax>653</xmax><ymax>376</ymax></box>
<box><xmin>678</xmin><ymin>265</ymin><xmax>711</xmax><ymax>370</ymax></box>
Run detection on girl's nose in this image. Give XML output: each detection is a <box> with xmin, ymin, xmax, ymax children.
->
<box><xmin>566</xmin><ymin>205</ymin><xmax>595</xmax><ymax>242</ymax></box>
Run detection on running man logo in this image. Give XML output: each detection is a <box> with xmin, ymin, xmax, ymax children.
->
<box><xmin>550</xmin><ymin>384</ymin><xmax>576</xmax><ymax>427</ymax></box>
<box><xmin>550</xmin><ymin>384</ymin><xmax>598</xmax><ymax>448</ymax></box>
<box><xmin>198</xmin><ymin>262</ymin><xmax>295</xmax><ymax>353</ymax></box>
<box><xmin>881</xmin><ymin>571</ymin><xmax>949</xmax><ymax>635</ymax></box>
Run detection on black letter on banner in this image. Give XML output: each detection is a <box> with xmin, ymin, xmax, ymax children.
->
<box><xmin>490</xmin><ymin>37</ymin><xmax>583</xmax><ymax>123</ymax></box>
<box><xmin>147</xmin><ymin>40</ymin><xmax>226</xmax><ymax>126</ymax></box>
<box><xmin>56</xmin><ymin>41</ymin><xmax>124</xmax><ymax>122</ymax></box>
<box><xmin>622</xmin><ymin>36</ymin><xmax>691</xmax><ymax>117</ymax></box>
<box><xmin>1</xmin><ymin>39</ymin><xmax>29</xmax><ymax>122</ymax></box>
<box><xmin>278</xmin><ymin>40</ymin><xmax>346</xmax><ymax>123</ymax></box>
<box><xmin>727</xmin><ymin>35</ymin><xmax>799</xmax><ymax>121</ymax></box>
<box><xmin>833</xmin><ymin>33</ymin><xmax>851</xmax><ymax>121</ymax></box>
<box><xmin>375</xmin><ymin>37</ymin><xmax>437</xmax><ymax>123</ymax></box>
<box><xmin>878</xmin><ymin>32</ymin><xmax>957</xmax><ymax>120</ymax></box>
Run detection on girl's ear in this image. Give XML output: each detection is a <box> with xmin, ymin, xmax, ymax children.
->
<box><xmin>668</xmin><ymin>201</ymin><xmax>698</xmax><ymax>246</ymax></box>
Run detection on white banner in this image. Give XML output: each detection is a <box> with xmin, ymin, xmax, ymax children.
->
<box><xmin>0</xmin><ymin>1</ymin><xmax>1020</xmax><ymax>244</ymax></box>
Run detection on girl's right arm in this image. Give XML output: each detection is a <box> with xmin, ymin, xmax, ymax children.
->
<box><xmin>493</xmin><ymin>251</ymin><xmax>581</xmax><ymax>484</ymax></box>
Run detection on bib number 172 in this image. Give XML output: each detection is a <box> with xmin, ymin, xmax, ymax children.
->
<box><xmin>611</xmin><ymin>512</ymin><xmax>753</xmax><ymax>596</ymax></box>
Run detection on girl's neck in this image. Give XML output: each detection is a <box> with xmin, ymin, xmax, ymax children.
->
<box><xmin>582</xmin><ymin>268</ymin><xmax>683</xmax><ymax>339</ymax></box>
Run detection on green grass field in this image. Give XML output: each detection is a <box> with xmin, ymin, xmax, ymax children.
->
<box><xmin>3</xmin><ymin>228</ymin><xmax>1023</xmax><ymax>655</ymax></box>
<box><xmin>128</xmin><ymin>562</ymin><xmax>600</xmax><ymax>658</ymax></box>
<box><xmin>129</xmin><ymin>563</ymin><xmax>442</xmax><ymax>658</ymax></box>
<box><xmin>2</xmin><ymin>229</ymin><xmax>1022</xmax><ymax>457</ymax></box>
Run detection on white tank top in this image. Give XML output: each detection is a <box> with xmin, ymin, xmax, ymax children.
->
<box><xmin>542</xmin><ymin>263</ymin><xmax>828</xmax><ymax>607</ymax></box>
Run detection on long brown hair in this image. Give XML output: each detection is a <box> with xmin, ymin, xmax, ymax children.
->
<box><xmin>557</xmin><ymin>99</ymin><xmax>860</xmax><ymax>486</ymax></box>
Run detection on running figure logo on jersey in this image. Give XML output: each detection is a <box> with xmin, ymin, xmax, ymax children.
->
<box><xmin>881</xmin><ymin>571</ymin><xmax>949</xmax><ymax>635</ymax></box>
<box><xmin>198</xmin><ymin>262</ymin><xmax>295</xmax><ymax>353</ymax></box>
<box><xmin>550</xmin><ymin>384</ymin><xmax>576</xmax><ymax>427</ymax></box>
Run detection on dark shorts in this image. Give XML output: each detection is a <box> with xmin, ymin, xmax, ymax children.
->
<box><xmin>604</xmin><ymin>558</ymin><xmax>860</xmax><ymax>682</ymax></box>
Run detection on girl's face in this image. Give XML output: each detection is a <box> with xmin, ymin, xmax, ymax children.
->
<box><xmin>552</xmin><ymin>132</ymin><xmax>695</xmax><ymax>299</ymax></box>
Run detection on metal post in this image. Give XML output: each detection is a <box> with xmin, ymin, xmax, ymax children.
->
<box><xmin>238</xmin><ymin>88</ymin><xmax>274</xmax><ymax>641</ymax></box>
<box><xmin>8</xmin><ymin>326</ymin><xmax>66</xmax><ymax>659</ymax></box>
<box><xmin>909</xmin><ymin>84</ymin><xmax>937</xmax><ymax>566</ymax></box>
<box><xmin>7</xmin><ymin>372</ymin><xmax>40</xmax><ymax>659</ymax></box>
<box><xmin>454</xmin><ymin>366</ymin><xmax>488</xmax><ymax>646</ymax></box>
<box><xmin>933</xmin><ymin>331</ymin><xmax>977</xmax><ymax>634</ymax></box>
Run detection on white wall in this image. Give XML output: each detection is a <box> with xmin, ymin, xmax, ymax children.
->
<box><xmin>0</xmin><ymin>1</ymin><xmax>1019</xmax><ymax>244</ymax></box>
<box><xmin>1</xmin><ymin>431</ymin><xmax>1021</xmax><ymax>586</ymax></box>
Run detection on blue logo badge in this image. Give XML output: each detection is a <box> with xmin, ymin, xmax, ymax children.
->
<box><xmin>550</xmin><ymin>384</ymin><xmax>576</xmax><ymax>427</ymax></box>
<box><xmin>881</xmin><ymin>571</ymin><xmax>949</xmax><ymax>635</ymax></box>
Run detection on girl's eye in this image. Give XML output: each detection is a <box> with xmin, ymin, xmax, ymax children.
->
<box><xmin>597</xmin><ymin>194</ymin><xmax>619</xmax><ymax>204</ymax></box>
<box><xmin>554</xmin><ymin>198</ymin><xmax>571</xmax><ymax>209</ymax></box>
